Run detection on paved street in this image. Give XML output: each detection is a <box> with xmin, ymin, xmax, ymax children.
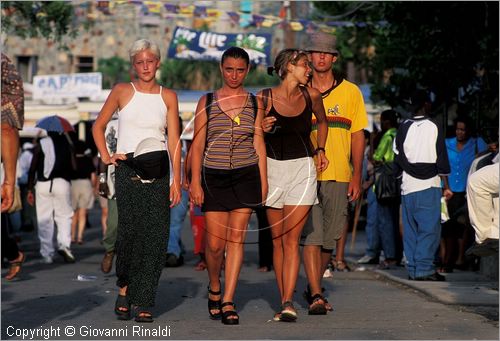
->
<box><xmin>2</xmin><ymin>205</ymin><xmax>498</xmax><ymax>340</ymax></box>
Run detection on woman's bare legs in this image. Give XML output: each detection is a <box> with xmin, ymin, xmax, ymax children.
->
<box><xmin>267</xmin><ymin>208</ymin><xmax>285</xmax><ymax>299</ymax></box>
<box><xmin>205</xmin><ymin>211</ymin><xmax>229</xmax><ymax>316</ymax></box>
<box><xmin>101</xmin><ymin>205</ymin><xmax>108</xmax><ymax>239</ymax></box>
<box><xmin>71</xmin><ymin>208</ymin><xmax>87</xmax><ymax>243</ymax></box>
<box><xmin>205</xmin><ymin>209</ymin><xmax>251</xmax><ymax>320</ymax></box>
<box><xmin>222</xmin><ymin>209</ymin><xmax>251</xmax><ymax>304</ymax></box>
<box><xmin>71</xmin><ymin>211</ymin><xmax>78</xmax><ymax>242</ymax></box>
<box><xmin>268</xmin><ymin>205</ymin><xmax>311</xmax><ymax>304</ymax></box>
<box><xmin>76</xmin><ymin>208</ymin><xmax>87</xmax><ymax>243</ymax></box>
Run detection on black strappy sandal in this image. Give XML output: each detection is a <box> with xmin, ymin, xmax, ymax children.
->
<box><xmin>221</xmin><ymin>302</ymin><xmax>239</xmax><ymax>325</ymax></box>
<box><xmin>208</xmin><ymin>284</ymin><xmax>222</xmax><ymax>320</ymax></box>
<box><xmin>308</xmin><ymin>294</ymin><xmax>327</xmax><ymax>315</ymax></box>
<box><xmin>114</xmin><ymin>294</ymin><xmax>131</xmax><ymax>320</ymax></box>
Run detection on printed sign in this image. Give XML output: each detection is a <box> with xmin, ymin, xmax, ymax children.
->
<box><xmin>168</xmin><ymin>27</ymin><xmax>272</xmax><ymax>65</ymax></box>
<box><xmin>33</xmin><ymin>72</ymin><xmax>102</xmax><ymax>99</ymax></box>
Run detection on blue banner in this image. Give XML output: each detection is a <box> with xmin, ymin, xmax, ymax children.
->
<box><xmin>167</xmin><ymin>27</ymin><xmax>272</xmax><ymax>65</ymax></box>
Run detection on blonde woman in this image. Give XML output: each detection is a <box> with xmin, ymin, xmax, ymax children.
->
<box><xmin>92</xmin><ymin>39</ymin><xmax>181</xmax><ymax>323</ymax></box>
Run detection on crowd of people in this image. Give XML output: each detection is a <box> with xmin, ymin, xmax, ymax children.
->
<box><xmin>357</xmin><ymin>93</ymin><xmax>498</xmax><ymax>281</ymax></box>
<box><xmin>2</xmin><ymin>31</ymin><xmax>498</xmax><ymax>325</ymax></box>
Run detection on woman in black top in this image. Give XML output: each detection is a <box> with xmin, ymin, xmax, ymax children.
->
<box><xmin>258</xmin><ymin>49</ymin><xmax>328</xmax><ymax>321</ymax></box>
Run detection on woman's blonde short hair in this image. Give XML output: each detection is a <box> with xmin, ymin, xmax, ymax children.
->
<box><xmin>129</xmin><ymin>39</ymin><xmax>161</xmax><ymax>63</ymax></box>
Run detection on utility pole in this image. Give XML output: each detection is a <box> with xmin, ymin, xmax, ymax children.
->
<box><xmin>283</xmin><ymin>1</ymin><xmax>296</xmax><ymax>49</ymax></box>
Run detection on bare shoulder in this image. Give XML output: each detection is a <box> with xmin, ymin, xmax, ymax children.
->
<box><xmin>161</xmin><ymin>87</ymin><xmax>178</xmax><ymax>101</ymax></box>
<box><xmin>111</xmin><ymin>82</ymin><xmax>133</xmax><ymax>97</ymax></box>
<box><xmin>256</xmin><ymin>86</ymin><xmax>275</xmax><ymax>97</ymax></box>
<box><xmin>197</xmin><ymin>93</ymin><xmax>208</xmax><ymax>104</ymax></box>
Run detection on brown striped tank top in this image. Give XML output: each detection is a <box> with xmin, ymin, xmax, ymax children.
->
<box><xmin>203</xmin><ymin>92</ymin><xmax>259</xmax><ymax>170</ymax></box>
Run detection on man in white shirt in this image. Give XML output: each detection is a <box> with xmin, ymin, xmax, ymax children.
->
<box><xmin>394</xmin><ymin>89</ymin><xmax>452</xmax><ymax>281</ymax></box>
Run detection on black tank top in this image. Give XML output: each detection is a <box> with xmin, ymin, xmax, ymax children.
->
<box><xmin>264</xmin><ymin>86</ymin><xmax>314</xmax><ymax>160</ymax></box>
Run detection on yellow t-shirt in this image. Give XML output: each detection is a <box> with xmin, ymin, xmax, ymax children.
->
<box><xmin>311</xmin><ymin>78</ymin><xmax>368</xmax><ymax>182</ymax></box>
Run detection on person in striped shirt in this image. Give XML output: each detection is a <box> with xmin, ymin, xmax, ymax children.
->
<box><xmin>189</xmin><ymin>47</ymin><xmax>267</xmax><ymax>325</ymax></box>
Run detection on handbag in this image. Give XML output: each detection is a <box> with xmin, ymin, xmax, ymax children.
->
<box><xmin>374</xmin><ymin>162</ymin><xmax>400</xmax><ymax>204</ymax></box>
<box><xmin>7</xmin><ymin>186</ymin><xmax>22</xmax><ymax>213</ymax></box>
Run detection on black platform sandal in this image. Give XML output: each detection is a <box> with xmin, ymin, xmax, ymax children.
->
<box><xmin>133</xmin><ymin>306</ymin><xmax>154</xmax><ymax>323</ymax></box>
<box><xmin>221</xmin><ymin>302</ymin><xmax>239</xmax><ymax>325</ymax></box>
<box><xmin>208</xmin><ymin>284</ymin><xmax>222</xmax><ymax>320</ymax></box>
<box><xmin>280</xmin><ymin>301</ymin><xmax>297</xmax><ymax>322</ymax></box>
<box><xmin>114</xmin><ymin>294</ymin><xmax>131</xmax><ymax>320</ymax></box>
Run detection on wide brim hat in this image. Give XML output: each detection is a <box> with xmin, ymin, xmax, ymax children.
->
<box><xmin>305</xmin><ymin>31</ymin><xmax>339</xmax><ymax>55</ymax></box>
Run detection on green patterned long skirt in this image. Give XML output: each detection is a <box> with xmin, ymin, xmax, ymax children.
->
<box><xmin>115</xmin><ymin>161</ymin><xmax>170</xmax><ymax>308</ymax></box>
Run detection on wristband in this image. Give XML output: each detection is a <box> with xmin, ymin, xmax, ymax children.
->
<box><xmin>315</xmin><ymin>147</ymin><xmax>325</xmax><ymax>154</ymax></box>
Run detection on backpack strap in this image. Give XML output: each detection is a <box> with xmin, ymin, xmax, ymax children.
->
<box><xmin>249</xmin><ymin>93</ymin><xmax>258</xmax><ymax>117</ymax></box>
<box><xmin>299</xmin><ymin>86</ymin><xmax>313</xmax><ymax>111</ymax></box>
<box><xmin>205</xmin><ymin>92</ymin><xmax>213</xmax><ymax>116</ymax></box>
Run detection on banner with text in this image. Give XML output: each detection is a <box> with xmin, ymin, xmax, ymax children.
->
<box><xmin>168</xmin><ymin>27</ymin><xmax>272</xmax><ymax>65</ymax></box>
<box><xmin>33</xmin><ymin>72</ymin><xmax>102</xmax><ymax>100</ymax></box>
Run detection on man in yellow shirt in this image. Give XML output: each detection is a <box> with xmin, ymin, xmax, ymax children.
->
<box><xmin>302</xmin><ymin>32</ymin><xmax>368</xmax><ymax>314</ymax></box>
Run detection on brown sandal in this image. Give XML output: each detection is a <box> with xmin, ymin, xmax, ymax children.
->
<box><xmin>333</xmin><ymin>260</ymin><xmax>351</xmax><ymax>272</ymax></box>
<box><xmin>5</xmin><ymin>251</ymin><xmax>25</xmax><ymax>281</ymax></box>
<box><xmin>101</xmin><ymin>251</ymin><xmax>114</xmax><ymax>274</ymax></box>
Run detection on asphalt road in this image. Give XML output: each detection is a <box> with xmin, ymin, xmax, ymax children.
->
<box><xmin>1</xmin><ymin>206</ymin><xmax>498</xmax><ymax>340</ymax></box>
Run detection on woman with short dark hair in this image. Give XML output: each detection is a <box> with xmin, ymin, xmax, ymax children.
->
<box><xmin>189</xmin><ymin>46</ymin><xmax>267</xmax><ymax>325</ymax></box>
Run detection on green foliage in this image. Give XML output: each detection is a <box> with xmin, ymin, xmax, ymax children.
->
<box><xmin>245</xmin><ymin>67</ymin><xmax>279</xmax><ymax>87</ymax></box>
<box><xmin>160</xmin><ymin>59</ymin><xmax>220</xmax><ymax>90</ymax></box>
<box><xmin>97</xmin><ymin>57</ymin><xmax>131</xmax><ymax>89</ymax></box>
<box><xmin>312</xmin><ymin>2</ymin><xmax>383</xmax><ymax>73</ymax></box>
<box><xmin>159</xmin><ymin>59</ymin><xmax>277</xmax><ymax>90</ymax></box>
<box><xmin>1</xmin><ymin>1</ymin><xmax>78</xmax><ymax>49</ymax></box>
<box><xmin>313</xmin><ymin>2</ymin><xmax>498</xmax><ymax>136</ymax></box>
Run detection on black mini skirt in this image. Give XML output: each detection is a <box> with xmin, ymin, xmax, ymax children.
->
<box><xmin>202</xmin><ymin>163</ymin><xmax>262</xmax><ymax>212</ymax></box>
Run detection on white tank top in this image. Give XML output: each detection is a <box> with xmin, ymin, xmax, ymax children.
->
<box><xmin>116</xmin><ymin>83</ymin><xmax>167</xmax><ymax>154</ymax></box>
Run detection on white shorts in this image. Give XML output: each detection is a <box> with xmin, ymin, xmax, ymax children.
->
<box><xmin>266</xmin><ymin>156</ymin><xmax>318</xmax><ymax>208</ymax></box>
<box><xmin>71</xmin><ymin>179</ymin><xmax>95</xmax><ymax>210</ymax></box>
<box><xmin>98</xmin><ymin>195</ymin><xmax>108</xmax><ymax>209</ymax></box>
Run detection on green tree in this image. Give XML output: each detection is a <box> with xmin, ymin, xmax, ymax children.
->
<box><xmin>1</xmin><ymin>1</ymin><xmax>79</xmax><ymax>49</ymax></box>
<box><xmin>97</xmin><ymin>57</ymin><xmax>131</xmax><ymax>89</ymax></box>
<box><xmin>314</xmin><ymin>2</ymin><xmax>498</xmax><ymax>137</ymax></box>
<box><xmin>160</xmin><ymin>59</ymin><xmax>278</xmax><ymax>90</ymax></box>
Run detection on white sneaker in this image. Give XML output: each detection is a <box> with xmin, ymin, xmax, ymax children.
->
<box><xmin>357</xmin><ymin>255</ymin><xmax>379</xmax><ymax>264</ymax></box>
<box><xmin>40</xmin><ymin>256</ymin><xmax>53</xmax><ymax>264</ymax></box>
<box><xmin>323</xmin><ymin>268</ymin><xmax>333</xmax><ymax>278</ymax></box>
<box><xmin>400</xmin><ymin>253</ymin><xmax>407</xmax><ymax>266</ymax></box>
<box><xmin>58</xmin><ymin>248</ymin><xmax>75</xmax><ymax>263</ymax></box>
